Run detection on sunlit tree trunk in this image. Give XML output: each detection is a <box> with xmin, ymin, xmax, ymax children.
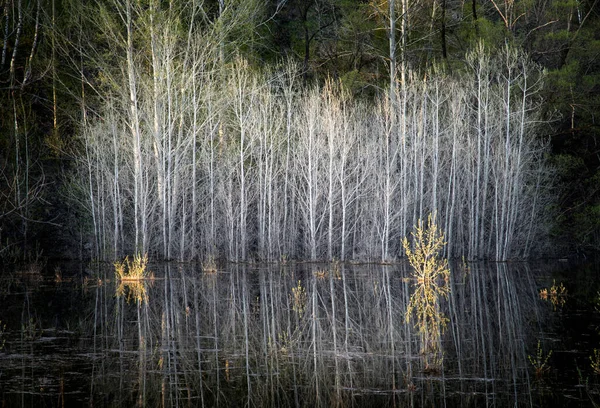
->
<box><xmin>125</xmin><ymin>0</ymin><xmax>145</xmax><ymax>255</ymax></box>
<box><xmin>296</xmin><ymin>88</ymin><xmax>327</xmax><ymax>260</ymax></box>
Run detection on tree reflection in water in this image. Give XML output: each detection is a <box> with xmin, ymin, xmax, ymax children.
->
<box><xmin>0</xmin><ymin>261</ymin><xmax>561</xmax><ymax>407</ymax></box>
<box><xmin>83</xmin><ymin>261</ymin><xmax>546</xmax><ymax>407</ymax></box>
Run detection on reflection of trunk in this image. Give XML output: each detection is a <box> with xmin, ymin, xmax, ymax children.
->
<box><xmin>383</xmin><ymin>267</ymin><xmax>396</xmax><ymax>391</ymax></box>
<box><xmin>311</xmin><ymin>276</ymin><xmax>320</xmax><ymax>401</ymax></box>
<box><xmin>137</xmin><ymin>302</ymin><xmax>146</xmax><ymax>406</ymax></box>
<box><xmin>242</xmin><ymin>276</ymin><xmax>252</xmax><ymax>402</ymax></box>
<box><xmin>402</xmin><ymin>277</ymin><xmax>414</xmax><ymax>385</ymax></box>
<box><xmin>341</xmin><ymin>264</ymin><xmax>352</xmax><ymax>388</ymax></box>
<box><xmin>329</xmin><ymin>267</ymin><xmax>340</xmax><ymax>398</ymax></box>
<box><xmin>212</xmin><ymin>274</ymin><xmax>221</xmax><ymax>406</ymax></box>
<box><xmin>80</xmin><ymin>261</ymin><xmax>553</xmax><ymax>405</ymax></box>
<box><xmin>193</xmin><ymin>281</ymin><xmax>206</xmax><ymax>407</ymax></box>
<box><xmin>473</xmin><ymin>264</ymin><xmax>490</xmax><ymax>378</ymax></box>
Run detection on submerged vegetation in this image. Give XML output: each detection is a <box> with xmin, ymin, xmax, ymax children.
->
<box><xmin>291</xmin><ymin>280</ymin><xmax>307</xmax><ymax>315</ymax></box>
<box><xmin>591</xmin><ymin>349</ymin><xmax>600</xmax><ymax>375</ymax></box>
<box><xmin>114</xmin><ymin>253</ymin><xmax>150</xmax><ymax>304</ymax></box>
<box><xmin>202</xmin><ymin>255</ymin><xmax>218</xmax><ymax>274</ymax></box>
<box><xmin>529</xmin><ymin>340</ymin><xmax>552</xmax><ymax>379</ymax></box>
<box><xmin>539</xmin><ymin>280</ymin><xmax>568</xmax><ymax>308</ymax></box>
<box><xmin>114</xmin><ymin>254</ymin><xmax>149</xmax><ymax>281</ymax></box>
<box><xmin>403</xmin><ymin>215</ymin><xmax>451</xmax><ymax>369</ymax></box>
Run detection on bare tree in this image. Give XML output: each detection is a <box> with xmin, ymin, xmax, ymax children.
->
<box><xmin>73</xmin><ymin>1</ymin><xmax>552</xmax><ymax>264</ymax></box>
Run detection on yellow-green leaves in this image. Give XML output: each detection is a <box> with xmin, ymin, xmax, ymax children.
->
<box><xmin>403</xmin><ymin>214</ymin><xmax>450</xmax><ymax>370</ymax></box>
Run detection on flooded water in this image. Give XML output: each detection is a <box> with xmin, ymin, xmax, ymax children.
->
<box><xmin>0</xmin><ymin>260</ymin><xmax>599</xmax><ymax>407</ymax></box>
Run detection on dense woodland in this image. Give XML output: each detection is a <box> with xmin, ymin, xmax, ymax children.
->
<box><xmin>0</xmin><ymin>0</ymin><xmax>599</xmax><ymax>262</ymax></box>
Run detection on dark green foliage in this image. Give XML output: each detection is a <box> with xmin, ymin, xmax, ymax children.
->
<box><xmin>550</xmin><ymin>154</ymin><xmax>600</xmax><ymax>253</ymax></box>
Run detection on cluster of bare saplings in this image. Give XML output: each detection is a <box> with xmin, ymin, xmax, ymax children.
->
<box><xmin>72</xmin><ymin>4</ymin><xmax>552</xmax><ymax>262</ymax></box>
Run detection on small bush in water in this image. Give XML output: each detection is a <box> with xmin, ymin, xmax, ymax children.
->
<box><xmin>403</xmin><ymin>214</ymin><xmax>450</xmax><ymax>370</ymax></box>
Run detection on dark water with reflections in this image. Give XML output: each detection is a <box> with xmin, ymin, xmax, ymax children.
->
<box><xmin>1</xmin><ymin>260</ymin><xmax>599</xmax><ymax>407</ymax></box>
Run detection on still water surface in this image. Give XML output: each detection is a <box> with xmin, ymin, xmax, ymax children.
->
<box><xmin>0</xmin><ymin>260</ymin><xmax>599</xmax><ymax>407</ymax></box>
